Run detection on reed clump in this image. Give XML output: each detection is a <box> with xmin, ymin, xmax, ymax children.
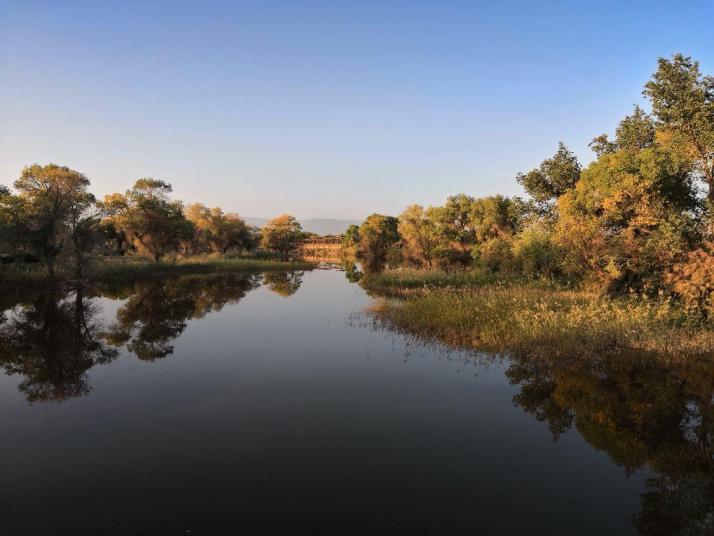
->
<box><xmin>366</xmin><ymin>269</ymin><xmax>714</xmax><ymax>358</ymax></box>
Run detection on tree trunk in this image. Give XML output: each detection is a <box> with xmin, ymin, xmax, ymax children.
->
<box><xmin>74</xmin><ymin>244</ymin><xmax>84</xmax><ymax>280</ymax></box>
<box><xmin>45</xmin><ymin>258</ymin><xmax>56</xmax><ymax>281</ymax></box>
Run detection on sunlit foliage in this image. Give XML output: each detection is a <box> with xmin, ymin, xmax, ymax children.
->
<box><xmin>103</xmin><ymin>179</ymin><xmax>195</xmax><ymax>262</ymax></box>
<box><xmin>260</xmin><ymin>214</ymin><xmax>303</xmax><ymax>259</ymax></box>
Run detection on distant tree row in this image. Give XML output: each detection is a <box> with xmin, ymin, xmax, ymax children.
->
<box><xmin>0</xmin><ymin>170</ymin><xmax>307</xmax><ymax>278</ymax></box>
<box><xmin>347</xmin><ymin>54</ymin><xmax>714</xmax><ymax>315</ymax></box>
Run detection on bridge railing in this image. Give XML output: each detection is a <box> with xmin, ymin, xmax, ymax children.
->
<box><xmin>302</xmin><ymin>236</ymin><xmax>343</xmax><ymax>245</ymax></box>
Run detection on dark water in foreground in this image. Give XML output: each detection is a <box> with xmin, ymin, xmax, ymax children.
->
<box><xmin>0</xmin><ymin>268</ymin><xmax>712</xmax><ymax>535</ymax></box>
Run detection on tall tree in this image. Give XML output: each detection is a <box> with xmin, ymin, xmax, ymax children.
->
<box><xmin>398</xmin><ymin>205</ymin><xmax>441</xmax><ymax>266</ymax></box>
<box><xmin>517</xmin><ymin>142</ymin><xmax>581</xmax><ymax>204</ymax></box>
<box><xmin>186</xmin><ymin>203</ymin><xmax>251</xmax><ymax>254</ymax></box>
<box><xmin>589</xmin><ymin>106</ymin><xmax>656</xmax><ymax>156</ymax></box>
<box><xmin>470</xmin><ymin>195</ymin><xmax>523</xmax><ymax>242</ymax></box>
<box><xmin>644</xmin><ymin>54</ymin><xmax>714</xmax><ymax>200</ymax></box>
<box><xmin>13</xmin><ymin>164</ymin><xmax>93</xmax><ymax>279</ymax></box>
<box><xmin>555</xmin><ymin>146</ymin><xmax>698</xmax><ymax>292</ymax></box>
<box><xmin>429</xmin><ymin>194</ymin><xmax>477</xmax><ymax>262</ymax></box>
<box><xmin>342</xmin><ymin>224</ymin><xmax>361</xmax><ymax>250</ymax></box>
<box><xmin>615</xmin><ymin>105</ymin><xmax>656</xmax><ymax>151</ymax></box>
<box><xmin>67</xmin><ymin>192</ymin><xmax>103</xmax><ymax>278</ymax></box>
<box><xmin>260</xmin><ymin>214</ymin><xmax>303</xmax><ymax>259</ymax></box>
<box><xmin>358</xmin><ymin>213</ymin><xmax>399</xmax><ymax>258</ymax></box>
<box><xmin>103</xmin><ymin>179</ymin><xmax>194</xmax><ymax>262</ymax></box>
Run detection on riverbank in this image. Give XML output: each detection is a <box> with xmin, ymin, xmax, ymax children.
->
<box><xmin>0</xmin><ymin>255</ymin><xmax>314</xmax><ymax>289</ymax></box>
<box><xmin>363</xmin><ymin>269</ymin><xmax>714</xmax><ymax>358</ymax></box>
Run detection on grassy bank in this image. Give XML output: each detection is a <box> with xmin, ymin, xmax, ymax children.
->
<box><xmin>365</xmin><ymin>269</ymin><xmax>714</xmax><ymax>358</ymax></box>
<box><xmin>360</xmin><ymin>267</ymin><xmax>569</xmax><ymax>294</ymax></box>
<box><xmin>0</xmin><ymin>255</ymin><xmax>314</xmax><ymax>288</ymax></box>
<box><xmin>88</xmin><ymin>256</ymin><xmax>314</xmax><ymax>281</ymax></box>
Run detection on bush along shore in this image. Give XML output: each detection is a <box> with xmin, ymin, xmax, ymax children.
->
<box><xmin>362</xmin><ymin>268</ymin><xmax>714</xmax><ymax>360</ymax></box>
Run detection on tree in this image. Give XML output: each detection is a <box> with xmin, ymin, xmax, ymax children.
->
<box><xmin>589</xmin><ymin>134</ymin><xmax>617</xmax><ymax>157</ymax></box>
<box><xmin>644</xmin><ymin>54</ymin><xmax>714</xmax><ymax>200</ymax></box>
<box><xmin>358</xmin><ymin>213</ymin><xmax>399</xmax><ymax>258</ymax></box>
<box><xmin>342</xmin><ymin>224</ymin><xmax>361</xmax><ymax>250</ymax></box>
<box><xmin>103</xmin><ymin>179</ymin><xmax>194</xmax><ymax>262</ymax></box>
<box><xmin>12</xmin><ymin>164</ymin><xmax>93</xmax><ymax>278</ymax></box>
<box><xmin>589</xmin><ymin>106</ymin><xmax>656</xmax><ymax>158</ymax></box>
<box><xmin>470</xmin><ymin>195</ymin><xmax>523</xmax><ymax>242</ymax></box>
<box><xmin>260</xmin><ymin>214</ymin><xmax>303</xmax><ymax>259</ymax></box>
<box><xmin>0</xmin><ymin>185</ymin><xmax>28</xmax><ymax>255</ymax></box>
<box><xmin>433</xmin><ymin>194</ymin><xmax>476</xmax><ymax>245</ymax></box>
<box><xmin>615</xmin><ymin>105</ymin><xmax>656</xmax><ymax>151</ymax></box>
<box><xmin>185</xmin><ymin>203</ymin><xmax>251</xmax><ymax>254</ymax></box>
<box><xmin>555</xmin><ymin>145</ymin><xmax>698</xmax><ymax>292</ymax></box>
<box><xmin>398</xmin><ymin>205</ymin><xmax>441</xmax><ymax>266</ymax></box>
<box><xmin>517</xmin><ymin>142</ymin><xmax>581</xmax><ymax>204</ymax></box>
<box><xmin>66</xmin><ymin>192</ymin><xmax>103</xmax><ymax>278</ymax></box>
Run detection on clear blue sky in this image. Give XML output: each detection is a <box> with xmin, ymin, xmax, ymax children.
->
<box><xmin>1</xmin><ymin>1</ymin><xmax>712</xmax><ymax>219</ymax></box>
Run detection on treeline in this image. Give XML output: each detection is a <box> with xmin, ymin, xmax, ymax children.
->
<box><xmin>0</xmin><ymin>172</ymin><xmax>307</xmax><ymax>280</ymax></box>
<box><xmin>346</xmin><ymin>54</ymin><xmax>714</xmax><ymax>316</ymax></box>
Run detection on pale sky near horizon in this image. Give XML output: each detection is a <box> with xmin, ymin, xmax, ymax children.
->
<box><xmin>1</xmin><ymin>1</ymin><xmax>712</xmax><ymax>220</ymax></box>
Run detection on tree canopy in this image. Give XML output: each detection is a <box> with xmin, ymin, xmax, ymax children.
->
<box><xmin>260</xmin><ymin>214</ymin><xmax>303</xmax><ymax>258</ymax></box>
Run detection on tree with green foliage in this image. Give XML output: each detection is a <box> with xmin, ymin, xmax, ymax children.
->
<box><xmin>66</xmin><ymin>191</ymin><xmax>103</xmax><ymax>278</ymax></box>
<box><xmin>615</xmin><ymin>106</ymin><xmax>656</xmax><ymax>151</ymax></box>
<box><xmin>470</xmin><ymin>195</ymin><xmax>524</xmax><ymax>242</ymax></box>
<box><xmin>12</xmin><ymin>164</ymin><xmax>94</xmax><ymax>279</ymax></box>
<box><xmin>589</xmin><ymin>134</ymin><xmax>618</xmax><ymax>158</ymax></box>
<box><xmin>0</xmin><ymin>185</ymin><xmax>28</xmax><ymax>256</ymax></box>
<box><xmin>555</xmin><ymin>144</ymin><xmax>698</xmax><ymax>292</ymax></box>
<box><xmin>358</xmin><ymin>213</ymin><xmax>399</xmax><ymax>258</ymax></box>
<box><xmin>103</xmin><ymin>179</ymin><xmax>195</xmax><ymax>262</ymax></box>
<box><xmin>468</xmin><ymin>196</ymin><xmax>529</xmax><ymax>273</ymax></box>
<box><xmin>185</xmin><ymin>203</ymin><xmax>251</xmax><ymax>254</ymax></box>
<box><xmin>644</xmin><ymin>54</ymin><xmax>714</xmax><ymax>201</ymax></box>
<box><xmin>517</xmin><ymin>142</ymin><xmax>581</xmax><ymax>204</ymax></box>
<box><xmin>260</xmin><ymin>214</ymin><xmax>303</xmax><ymax>259</ymax></box>
<box><xmin>342</xmin><ymin>224</ymin><xmax>361</xmax><ymax>250</ymax></box>
<box><xmin>589</xmin><ymin>106</ymin><xmax>657</xmax><ymax>157</ymax></box>
<box><xmin>428</xmin><ymin>194</ymin><xmax>477</xmax><ymax>262</ymax></box>
<box><xmin>398</xmin><ymin>205</ymin><xmax>441</xmax><ymax>266</ymax></box>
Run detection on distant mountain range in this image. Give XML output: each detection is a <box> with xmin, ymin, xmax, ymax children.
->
<box><xmin>242</xmin><ymin>217</ymin><xmax>361</xmax><ymax>236</ymax></box>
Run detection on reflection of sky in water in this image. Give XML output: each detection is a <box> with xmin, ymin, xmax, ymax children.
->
<box><xmin>0</xmin><ymin>269</ymin><xmax>710</xmax><ymax>535</ymax></box>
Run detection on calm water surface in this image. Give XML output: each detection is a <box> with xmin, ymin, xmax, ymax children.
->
<box><xmin>0</xmin><ymin>268</ymin><xmax>711</xmax><ymax>535</ymax></box>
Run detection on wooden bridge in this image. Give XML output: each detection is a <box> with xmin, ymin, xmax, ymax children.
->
<box><xmin>300</xmin><ymin>236</ymin><xmax>343</xmax><ymax>259</ymax></box>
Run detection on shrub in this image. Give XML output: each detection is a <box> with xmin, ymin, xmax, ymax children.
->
<box><xmin>513</xmin><ymin>226</ymin><xmax>563</xmax><ymax>278</ymax></box>
<box><xmin>474</xmin><ymin>237</ymin><xmax>515</xmax><ymax>273</ymax></box>
<box><xmin>666</xmin><ymin>245</ymin><xmax>714</xmax><ymax>317</ymax></box>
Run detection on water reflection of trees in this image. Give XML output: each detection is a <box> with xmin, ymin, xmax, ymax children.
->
<box><xmin>341</xmin><ymin>256</ymin><xmax>392</xmax><ymax>283</ymax></box>
<box><xmin>263</xmin><ymin>271</ymin><xmax>303</xmax><ymax>297</ymax></box>
<box><xmin>0</xmin><ymin>286</ymin><xmax>118</xmax><ymax>402</ymax></box>
<box><xmin>507</xmin><ymin>352</ymin><xmax>714</xmax><ymax>535</ymax></box>
<box><xmin>102</xmin><ymin>273</ymin><xmax>260</xmax><ymax>360</ymax></box>
<box><xmin>0</xmin><ymin>274</ymin><xmax>261</xmax><ymax>400</ymax></box>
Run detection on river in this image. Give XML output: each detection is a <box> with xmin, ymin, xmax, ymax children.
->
<box><xmin>0</xmin><ymin>267</ymin><xmax>711</xmax><ymax>535</ymax></box>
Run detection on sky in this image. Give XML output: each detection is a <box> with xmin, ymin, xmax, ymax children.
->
<box><xmin>1</xmin><ymin>1</ymin><xmax>713</xmax><ymax>220</ymax></box>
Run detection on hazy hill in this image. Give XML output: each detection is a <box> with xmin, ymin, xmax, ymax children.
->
<box><xmin>242</xmin><ymin>217</ymin><xmax>361</xmax><ymax>236</ymax></box>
